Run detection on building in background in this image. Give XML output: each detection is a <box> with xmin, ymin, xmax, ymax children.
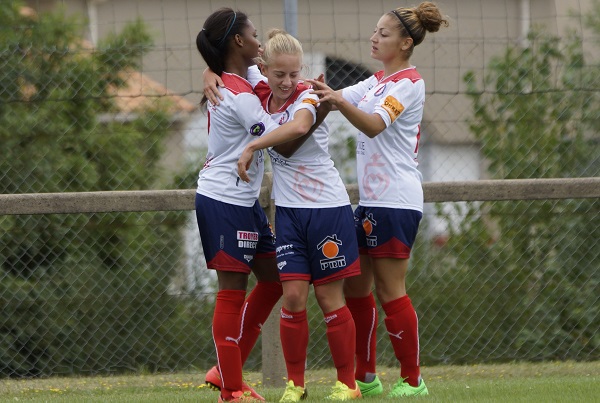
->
<box><xmin>25</xmin><ymin>0</ymin><xmax>598</xmax><ymax>237</ymax></box>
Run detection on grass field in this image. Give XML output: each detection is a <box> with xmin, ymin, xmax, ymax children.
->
<box><xmin>1</xmin><ymin>361</ymin><xmax>598</xmax><ymax>402</ymax></box>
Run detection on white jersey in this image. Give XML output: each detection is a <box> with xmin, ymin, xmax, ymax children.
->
<box><xmin>249</xmin><ymin>67</ymin><xmax>350</xmax><ymax>208</ymax></box>
<box><xmin>196</xmin><ymin>72</ymin><xmax>280</xmax><ymax>207</ymax></box>
<box><xmin>342</xmin><ymin>67</ymin><xmax>425</xmax><ymax>212</ymax></box>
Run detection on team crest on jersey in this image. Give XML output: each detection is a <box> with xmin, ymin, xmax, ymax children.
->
<box><xmin>374</xmin><ymin>84</ymin><xmax>387</xmax><ymax>97</ymax></box>
<box><xmin>250</xmin><ymin>122</ymin><xmax>266</xmax><ymax>136</ymax></box>
<box><xmin>278</xmin><ymin>110</ymin><xmax>290</xmax><ymax>125</ymax></box>
<box><xmin>363</xmin><ymin>213</ymin><xmax>378</xmax><ymax>247</ymax></box>
<box><xmin>317</xmin><ymin>235</ymin><xmax>346</xmax><ymax>270</ymax></box>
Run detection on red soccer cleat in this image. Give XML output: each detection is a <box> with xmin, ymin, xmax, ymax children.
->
<box><xmin>206</xmin><ymin>366</ymin><xmax>265</xmax><ymax>401</ymax></box>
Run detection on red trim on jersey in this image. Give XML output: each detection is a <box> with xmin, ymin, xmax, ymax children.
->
<box><xmin>374</xmin><ymin>68</ymin><xmax>422</xmax><ymax>84</ymax></box>
<box><xmin>254</xmin><ymin>82</ymin><xmax>311</xmax><ymax>113</ymax></box>
<box><xmin>221</xmin><ymin>72</ymin><xmax>254</xmax><ymax>95</ymax></box>
<box><xmin>313</xmin><ymin>258</ymin><xmax>361</xmax><ymax>286</ymax></box>
<box><xmin>207</xmin><ymin>250</ymin><xmax>250</xmax><ymax>272</ymax></box>
<box><xmin>362</xmin><ymin>237</ymin><xmax>412</xmax><ymax>259</ymax></box>
<box><xmin>255</xmin><ymin>251</ymin><xmax>276</xmax><ymax>260</ymax></box>
<box><xmin>279</xmin><ymin>273</ymin><xmax>312</xmax><ymax>282</ymax></box>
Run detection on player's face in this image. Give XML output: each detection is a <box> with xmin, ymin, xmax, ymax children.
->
<box><xmin>370</xmin><ymin>14</ymin><xmax>409</xmax><ymax>63</ymax></box>
<box><xmin>239</xmin><ymin>20</ymin><xmax>261</xmax><ymax>61</ymax></box>
<box><xmin>262</xmin><ymin>53</ymin><xmax>302</xmax><ymax>102</ymax></box>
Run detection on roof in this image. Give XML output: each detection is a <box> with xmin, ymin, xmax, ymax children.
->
<box><xmin>18</xmin><ymin>6</ymin><xmax>196</xmax><ymax>116</ymax></box>
<box><xmin>109</xmin><ymin>69</ymin><xmax>197</xmax><ymax>115</ymax></box>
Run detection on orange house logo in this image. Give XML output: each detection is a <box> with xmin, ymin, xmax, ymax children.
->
<box><xmin>363</xmin><ymin>213</ymin><xmax>378</xmax><ymax>247</ymax></box>
<box><xmin>318</xmin><ymin>235</ymin><xmax>346</xmax><ymax>270</ymax></box>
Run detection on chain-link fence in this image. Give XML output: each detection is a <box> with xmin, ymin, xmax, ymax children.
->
<box><xmin>1</xmin><ymin>0</ymin><xmax>599</xmax><ymax>378</ymax></box>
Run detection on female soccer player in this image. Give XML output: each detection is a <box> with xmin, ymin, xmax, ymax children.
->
<box><xmin>236</xmin><ymin>29</ymin><xmax>361</xmax><ymax>402</ymax></box>
<box><xmin>195</xmin><ymin>8</ymin><xmax>328</xmax><ymax>402</ymax></box>
<box><xmin>306</xmin><ymin>2</ymin><xmax>449</xmax><ymax>398</ymax></box>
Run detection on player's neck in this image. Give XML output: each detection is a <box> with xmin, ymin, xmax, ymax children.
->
<box><xmin>269</xmin><ymin>96</ymin><xmax>286</xmax><ymax>112</ymax></box>
<box><xmin>383</xmin><ymin>59</ymin><xmax>412</xmax><ymax>79</ymax></box>
<box><xmin>224</xmin><ymin>56</ymin><xmax>251</xmax><ymax>80</ymax></box>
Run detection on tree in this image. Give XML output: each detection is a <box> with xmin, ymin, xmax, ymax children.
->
<box><xmin>434</xmin><ymin>19</ymin><xmax>600</xmax><ymax>361</ymax></box>
<box><xmin>0</xmin><ymin>1</ymin><xmax>196</xmax><ymax>377</ymax></box>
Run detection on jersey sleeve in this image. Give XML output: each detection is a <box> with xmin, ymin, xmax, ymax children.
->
<box><xmin>373</xmin><ymin>78</ymin><xmax>421</xmax><ymax>127</ymax></box>
<box><xmin>290</xmin><ymin>89</ymin><xmax>318</xmax><ymax>124</ymax></box>
<box><xmin>247</xmin><ymin>65</ymin><xmax>266</xmax><ymax>88</ymax></box>
<box><xmin>232</xmin><ymin>92</ymin><xmax>281</xmax><ymax>136</ymax></box>
<box><xmin>342</xmin><ymin>75</ymin><xmax>377</xmax><ymax>106</ymax></box>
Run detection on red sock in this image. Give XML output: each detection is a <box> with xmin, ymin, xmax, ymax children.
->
<box><xmin>346</xmin><ymin>293</ymin><xmax>378</xmax><ymax>382</ymax></box>
<box><xmin>280</xmin><ymin>307</ymin><xmax>308</xmax><ymax>387</ymax></box>
<box><xmin>213</xmin><ymin>289</ymin><xmax>246</xmax><ymax>396</ymax></box>
<box><xmin>382</xmin><ymin>295</ymin><xmax>421</xmax><ymax>387</ymax></box>
<box><xmin>324</xmin><ymin>306</ymin><xmax>357</xmax><ymax>389</ymax></box>
<box><xmin>238</xmin><ymin>281</ymin><xmax>283</xmax><ymax>365</ymax></box>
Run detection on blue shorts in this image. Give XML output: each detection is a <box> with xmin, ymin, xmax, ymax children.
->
<box><xmin>354</xmin><ymin>205</ymin><xmax>422</xmax><ymax>259</ymax></box>
<box><xmin>275</xmin><ymin>205</ymin><xmax>360</xmax><ymax>285</ymax></box>
<box><xmin>195</xmin><ymin>194</ymin><xmax>276</xmax><ymax>273</ymax></box>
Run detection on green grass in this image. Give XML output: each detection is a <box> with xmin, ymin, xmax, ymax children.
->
<box><xmin>1</xmin><ymin>361</ymin><xmax>598</xmax><ymax>402</ymax></box>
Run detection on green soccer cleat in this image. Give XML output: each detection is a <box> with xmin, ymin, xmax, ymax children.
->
<box><xmin>388</xmin><ymin>378</ymin><xmax>429</xmax><ymax>397</ymax></box>
<box><xmin>356</xmin><ymin>375</ymin><xmax>383</xmax><ymax>396</ymax></box>
<box><xmin>279</xmin><ymin>380</ymin><xmax>307</xmax><ymax>402</ymax></box>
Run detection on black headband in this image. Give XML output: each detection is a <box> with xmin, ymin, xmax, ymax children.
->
<box><xmin>391</xmin><ymin>10</ymin><xmax>415</xmax><ymax>43</ymax></box>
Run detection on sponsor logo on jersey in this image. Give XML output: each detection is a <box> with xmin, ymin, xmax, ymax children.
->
<box><xmin>276</xmin><ymin>244</ymin><xmax>294</xmax><ymax>257</ymax></box>
<box><xmin>302</xmin><ymin>98</ymin><xmax>318</xmax><ymax>107</ymax></box>
<box><xmin>268</xmin><ymin>149</ymin><xmax>291</xmax><ymax>167</ymax></box>
<box><xmin>276</xmin><ymin>244</ymin><xmax>293</xmax><ymax>253</ymax></box>
<box><xmin>237</xmin><ymin>231</ymin><xmax>258</xmax><ymax>249</ymax></box>
<box><xmin>244</xmin><ymin>254</ymin><xmax>254</xmax><ymax>262</ymax></box>
<box><xmin>317</xmin><ymin>235</ymin><xmax>346</xmax><ymax>270</ymax></box>
<box><xmin>381</xmin><ymin>95</ymin><xmax>404</xmax><ymax>121</ymax></box>
<box><xmin>356</xmin><ymin>140</ymin><xmax>366</xmax><ymax>156</ymax></box>
<box><xmin>250</xmin><ymin>122</ymin><xmax>266</xmax><ymax>136</ymax></box>
<box><xmin>277</xmin><ymin>261</ymin><xmax>287</xmax><ymax>270</ymax></box>
<box><xmin>362</xmin><ymin>213</ymin><xmax>378</xmax><ymax>247</ymax></box>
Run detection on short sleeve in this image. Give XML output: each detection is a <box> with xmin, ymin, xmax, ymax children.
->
<box><xmin>247</xmin><ymin>65</ymin><xmax>266</xmax><ymax>88</ymax></box>
<box><xmin>373</xmin><ymin>78</ymin><xmax>422</xmax><ymax>127</ymax></box>
<box><xmin>342</xmin><ymin>76</ymin><xmax>377</xmax><ymax>106</ymax></box>
<box><xmin>232</xmin><ymin>92</ymin><xmax>281</xmax><ymax>136</ymax></box>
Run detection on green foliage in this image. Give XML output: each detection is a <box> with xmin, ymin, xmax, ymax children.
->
<box><xmin>0</xmin><ymin>1</ymin><xmax>194</xmax><ymax>378</ymax></box>
<box><xmin>420</xmin><ymin>21</ymin><xmax>600</xmax><ymax>364</ymax></box>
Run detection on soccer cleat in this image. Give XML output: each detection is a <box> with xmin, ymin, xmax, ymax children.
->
<box><xmin>218</xmin><ymin>390</ymin><xmax>261</xmax><ymax>402</ymax></box>
<box><xmin>388</xmin><ymin>378</ymin><xmax>429</xmax><ymax>397</ymax></box>
<box><xmin>326</xmin><ymin>380</ymin><xmax>362</xmax><ymax>400</ymax></box>
<box><xmin>206</xmin><ymin>366</ymin><xmax>265</xmax><ymax>401</ymax></box>
<box><xmin>279</xmin><ymin>380</ymin><xmax>308</xmax><ymax>402</ymax></box>
<box><xmin>356</xmin><ymin>375</ymin><xmax>383</xmax><ymax>396</ymax></box>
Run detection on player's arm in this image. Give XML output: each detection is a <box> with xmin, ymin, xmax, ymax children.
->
<box><xmin>274</xmin><ymin>100</ymin><xmax>332</xmax><ymax>158</ymax></box>
<box><xmin>306</xmin><ymin>79</ymin><xmax>386</xmax><ymax>138</ymax></box>
<box><xmin>237</xmin><ymin>110</ymin><xmax>316</xmax><ymax>182</ymax></box>
<box><xmin>202</xmin><ymin>67</ymin><xmax>224</xmax><ymax>105</ymax></box>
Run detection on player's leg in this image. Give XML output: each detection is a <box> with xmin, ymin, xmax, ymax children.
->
<box><xmin>280</xmin><ymin>279</ymin><xmax>310</xmax><ymax>389</ymax></box>
<box><xmin>238</xmin><ymin>201</ymin><xmax>283</xmax><ymax>365</ymax></box>
<box><xmin>310</xmin><ymin>205</ymin><xmax>361</xmax><ymax>400</ymax></box>
<box><xmin>195</xmin><ymin>195</ymin><xmax>261</xmax><ymax>401</ymax></box>
<box><xmin>345</xmin><ymin>205</ymin><xmax>381</xmax><ymax>394</ymax></box>
<box><xmin>369</xmin><ymin>208</ymin><xmax>427</xmax><ymax>396</ymax></box>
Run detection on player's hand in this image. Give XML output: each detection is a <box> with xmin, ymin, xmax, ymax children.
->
<box><xmin>237</xmin><ymin>146</ymin><xmax>254</xmax><ymax>183</ymax></box>
<box><xmin>306</xmin><ymin>79</ymin><xmax>342</xmax><ymax>106</ymax></box>
<box><xmin>203</xmin><ymin>67</ymin><xmax>224</xmax><ymax>106</ymax></box>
